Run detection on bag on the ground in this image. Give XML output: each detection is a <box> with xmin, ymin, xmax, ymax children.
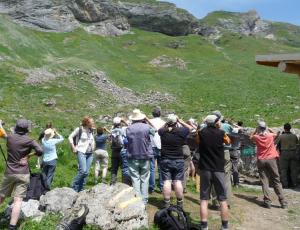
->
<box><xmin>56</xmin><ymin>204</ymin><xmax>89</xmax><ymax>230</ymax></box>
<box><xmin>154</xmin><ymin>205</ymin><xmax>190</xmax><ymax>230</ymax></box>
<box><xmin>24</xmin><ymin>172</ymin><xmax>48</xmax><ymax>201</ymax></box>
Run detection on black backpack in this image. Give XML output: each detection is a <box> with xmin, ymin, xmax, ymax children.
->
<box><xmin>72</xmin><ymin>127</ymin><xmax>83</xmax><ymax>146</ymax></box>
<box><xmin>24</xmin><ymin>172</ymin><xmax>48</xmax><ymax>201</ymax></box>
<box><xmin>56</xmin><ymin>204</ymin><xmax>89</xmax><ymax>230</ymax></box>
<box><xmin>154</xmin><ymin>205</ymin><xmax>190</xmax><ymax>230</ymax></box>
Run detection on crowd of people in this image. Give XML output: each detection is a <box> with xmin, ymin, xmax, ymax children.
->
<box><xmin>0</xmin><ymin>107</ymin><xmax>299</xmax><ymax>230</ymax></box>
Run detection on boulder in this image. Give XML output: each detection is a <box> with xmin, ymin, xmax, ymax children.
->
<box><xmin>74</xmin><ymin>183</ymin><xmax>148</xmax><ymax>230</ymax></box>
<box><xmin>5</xmin><ymin>199</ymin><xmax>45</xmax><ymax>222</ymax></box>
<box><xmin>39</xmin><ymin>187</ymin><xmax>78</xmax><ymax>214</ymax></box>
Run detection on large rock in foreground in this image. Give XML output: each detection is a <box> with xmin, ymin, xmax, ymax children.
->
<box><xmin>74</xmin><ymin>183</ymin><xmax>148</xmax><ymax>230</ymax></box>
<box><xmin>38</xmin><ymin>183</ymin><xmax>148</xmax><ymax>230</ymax></box>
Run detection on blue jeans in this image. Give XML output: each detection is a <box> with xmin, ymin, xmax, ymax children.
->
<box><xmin>128</xmin><ymin>159</ymin><xmax>151</xmax><ymax>204</ymax></box>
<box><xmin>72</xmin><ymin>152</ymin><xmax>93</xmax><ymax>192</ymax></box>
<box><xmin>149</xmin><ymin>148</ymin><xmax>163</xmax><ymax>191</ymax></box>
<box><xmin>42</xmin><ymin>159</ymin><xmax>57</xmax><ymax>190</ymax></box>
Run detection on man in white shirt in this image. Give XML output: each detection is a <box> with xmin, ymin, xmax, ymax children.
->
<box><xmin>149</xmin><ymin>108</ymin><xmax>165</xmax><ymax>193</ymax></box>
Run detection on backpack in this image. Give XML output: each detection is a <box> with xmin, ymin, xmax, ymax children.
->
<box><xmin>154</xmin><ymin>205</ymin><xmax>190</xmax><ymax>230</ymax></box>
<box><xmin>24</xmin><ymin>172</ymin><xmax>48</xmax><ymax>201</ymax></box>
<box><xmin>56</xmin><ymin>204</ymin><xmax>89</xmax><ymax>230</ymax></box>
<box><xmin>111</xmin><ymin>129</ymin><xmax>124</xmax><ymax>149</ymax></box>
<box><xmin>73</xmin><ymin>127</ymin><xmax>83</xmax><ymax>146</ymax></box>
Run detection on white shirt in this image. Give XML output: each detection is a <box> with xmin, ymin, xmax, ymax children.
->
<box><xmin>68</xmin><ymin>127</ymin><xmax>95</xmax><ymax>154</ymax></box>
<box><xmin>150</xmin><ymin>117</ymin><xmax>166</xmax><ymax>149</ymax></box>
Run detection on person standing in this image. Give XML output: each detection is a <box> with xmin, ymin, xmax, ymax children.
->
<box><xmin>0</xmin><ymin>119</ymin><xmax>43</xmax><ymax>230</ymax></box>
<box><xmin>159</xmin><ymin>114</ymin><xmax>192</xmax><ymax>208</ymax></box>
<box><xmin>149</xmin><ymin>107</ymin><xmax>165</xmax><ymax>193</ymax></box>
<box><xmin>198</xmin><ymin>115</ymin><xmax>230</xmax><ymax>230</ymax></box>
<box><xmin>250</xmin><ymin>121</ymin><xmax>287</xmax><ymax>209</ymax></box>
<box><xmin>110</xmin><ymin>117</ymin><xmax>126</xmax><ymax>185</ymax></box>
<box><xmin>126</xmin><ymin>109</ymin><xmax>155</xmax><ymax>204</ymax></box>
<box><xmin>94</xmin><ymin>127</ymin><xmax>110</xmax><ymax>184</ymax></box>
<box><xmin>41</xmin><ymin>128</ymin><xmax>64</xmax><ymax>189</ymax></box>
<box><xmin>276</xmin><ymin>123</ymin><xmax>299</xmax><ymax>188</ymax></box>
<box><xmin>69</xmin><ymin>116</ymin><xmax>95</xmax><ymax>192</ymax></box>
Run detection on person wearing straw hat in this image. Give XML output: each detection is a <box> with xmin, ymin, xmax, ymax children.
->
<box><xmin>41</xmin><ymin>128</ymin><xmax>64</xmax><ymax>190</ymax></box>
<box><xmin>0</xmin><ymin>119</ymin><xmax>43</xmax><ymax>230</ymax></box>
<box><xmin>126</xmin><ymin>109</ymin><xmax>156</xmax><ymax>204</ymax></box>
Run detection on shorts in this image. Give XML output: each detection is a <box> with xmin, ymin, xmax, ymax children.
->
<box><xmin>161</xmin><ymin>159</ymin><xmax>184</xmax><ymax>181</ymax></box>
<box><xmin>94</xmin><ymin>149</ymin><xmax>109</xmax><ymax>170</ymax></box>
<box><xmin>0</xmin><ymin>174</ymin><xmax>30</xmax><ymax>198</ymax></box>
<box><xmin>200</xmin><ymin>170</ymin><xmax>226</xmax><ymax>201</ymax></box>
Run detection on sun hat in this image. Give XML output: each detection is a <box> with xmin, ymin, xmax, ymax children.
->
<box><xmin>129</xmin><ymin>109</ymin><xmax>146</xmax><ymax>121</ymax></box>
<box><xmin>44</xmin><ymin>128</ymin><xmax>55</xmax><ymax>139</ymax></box>
<box><xmin>204</xmin><ymin>115</ymin><xmax>218</xmax><ymax>124</ymax></box>
<box><xmin>258</xmin><ymin>121</ymin><xmax>266</xmax><ymax>129</ymax></box>
<box><xmin>113</xmin><ymin>117</ymin><xmax>122</xmax><ymax>124</ymax></box>
<box><xmin>167</xmin><ymin>114</ymin><xmax>178</xmax><ymax>125</ymax></box>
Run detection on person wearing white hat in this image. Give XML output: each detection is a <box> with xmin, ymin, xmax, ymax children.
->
<box><xmin>158</xmin><ymin>114</ymin><xmax>193</xmax><ymax>208</ymax></box>
<box><xmin>110</xmin><ymin>117</ymin><xmax>127</xmax><ymax>185</ymax></box>
<box><xmin>126</xmin><ymin>109</ymin><xmax>156</xmax><ymax>204</ymax></box>
<box><xmin>41</xmin><ymin>128</ymin><xmax>64</xmax><ymax>189</ymax></box>
<box><xmin>250</xmin><ymin>121</ymin><xmax>287</xmax><ymax>209</ymax></box>
<box><xmin>198</xmin><ymin>115</ymin><xmax>230</xmax><ymax>230</ymax></box>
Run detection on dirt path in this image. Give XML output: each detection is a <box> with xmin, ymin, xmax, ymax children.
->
<box><xmin>147</xmin><ymin>185</ymin><xmax>300</xmax><ymax>230</ymax></box>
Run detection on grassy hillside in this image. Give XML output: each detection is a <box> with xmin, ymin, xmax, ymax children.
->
<box><xmin>0</xmin><ymin>11</ymin><xmax>300</xmax><ymax>229</ymax></box>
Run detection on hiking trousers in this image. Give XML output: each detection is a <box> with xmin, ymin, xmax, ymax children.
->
<box><xmin>279</xmin><ymin>150</ymin><xmax>299</xmax><ymax>187</ymax></box>
<box><xmin>257</xmin><ymin>158</ymin><xmax>286</xmax><ymax>204</ymax></box>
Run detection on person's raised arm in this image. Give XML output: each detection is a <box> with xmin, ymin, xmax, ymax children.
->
<box><xmin>178</xmin><ymin>119</ymin><xmax>194</xmax><ymax>131</ymax></box>
<box><xmin>250</xmin><ymin>128</ymin><xmax>257</xmax><ymax>142</ymax></box>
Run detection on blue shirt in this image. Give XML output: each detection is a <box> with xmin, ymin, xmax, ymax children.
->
<box><xmin>95</xmin><ymin>134</ymin><xmax>108</xmax><ymax>150</ymax></box>
<box><xmin>42</xmin><ymin>135</ymin><xmax>64</xmax><ymax>162</ymax></box>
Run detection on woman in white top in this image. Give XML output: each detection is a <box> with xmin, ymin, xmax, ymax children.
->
<box><xmin>68</xmin><ymin>116</ymin><xmax>95</xmax><ymax>192</ymax></box>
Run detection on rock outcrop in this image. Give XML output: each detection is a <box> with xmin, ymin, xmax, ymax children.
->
<box><xmin>0</xmin><ymin>0</ymin><xmax>198</xmax><ymax>36</ymax></box>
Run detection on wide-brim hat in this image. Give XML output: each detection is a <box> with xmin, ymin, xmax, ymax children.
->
<box><xmin>129</xmin><ymin>109</ymin><xmax>146</xmax><ymax>121</ymax></box>
<box><xmin>44</xmin><ymin>128</ymin><xmax>55</xmax><ymax>139</ymax></box>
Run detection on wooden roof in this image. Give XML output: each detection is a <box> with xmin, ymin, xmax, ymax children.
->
<box><xmin>256</xmin><ymin>53</ymin><xmax>300</xmax><ymax>75</ymax></box>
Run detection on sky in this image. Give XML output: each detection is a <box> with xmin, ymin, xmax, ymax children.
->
<box><xmin>165</xmin><ymin>0</ymin><xmax>300</xmax><ymax>26</ymax></box>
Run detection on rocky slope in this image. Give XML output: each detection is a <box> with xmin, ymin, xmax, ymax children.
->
<box><xmin>0</xmin><ymin>0</ymin><xmax>300</xmax><ymax>44</ymax></box>
<box><xmin>0</xmin><ymin>0</ymin><xmax>198</xmax><ymax>36</ymax></box>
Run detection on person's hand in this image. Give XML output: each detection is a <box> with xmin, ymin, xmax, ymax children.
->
<box><xmin>72</xmin><ymin>146</ymin><xmax>77</xmax><ymax>154</ymax></box>
<box><xmin>0</xmin><ymin>120</ymin><xmax>3</xmax><ymax>128</ymax></box>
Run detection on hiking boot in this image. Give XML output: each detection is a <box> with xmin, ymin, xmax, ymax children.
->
<box><xmin>263</xmin><ymin>201</ymin><xmax>271</xmax><ymax>209</ymax></box>
<box><xmin>280</xmin><ymin>201</ymin><xmax>288</xmax><ymax>209</ymax></box>
<box><xmin>220</xmin><ymin>227</ymin><xmax>229</xmax><ymax>230</ymax></box>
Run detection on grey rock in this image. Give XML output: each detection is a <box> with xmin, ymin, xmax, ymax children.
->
<box><xmin>117</xmin><ymin>1</ymin><xmax>198</xmax><ymax>36</ymax></box>
<box><xmin>83</xmin><ymin>17</ymin><xmax>130</xmax><ymax>36</ymax></box>
<box><xmin>39</xmin><ymin>187</ymin><xmax>78</xmax><ymax>214</ymax></box>
<box><xmin>74</xmin><ymin>183</ymin><xmax>148</xmax><ymax>230</ymax></box>
<box><xmin>5</xmin><ymin>199</ymin><xmax>45</xmax><ymax>221</ymax></box>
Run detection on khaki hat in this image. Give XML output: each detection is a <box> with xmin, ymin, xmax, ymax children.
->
<box><xmin>167</xmin><ymin>114</ymin><xmax>178</xmax><ymax>125</ymax></box>
<box><xmin>44</xmin><ymin>128</ymin><xmax>55</xmax><ymax>139</ymax></box>
<box><xmin>204</xmin><ymin>115</ymin><xmax>218</xmax><ymax>124</ymax></box>
<box><xmin>129</xmin><ymin>109</ymin><xmax>146</xmax><ymax>121</ymax></box>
